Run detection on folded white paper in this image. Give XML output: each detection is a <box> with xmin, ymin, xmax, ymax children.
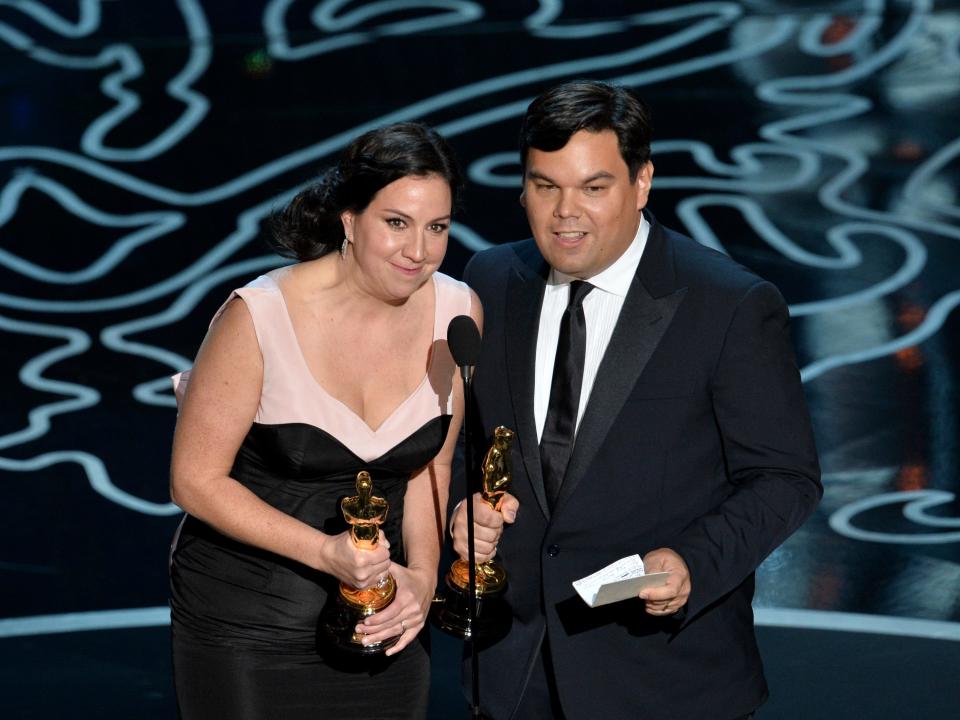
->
<box><xmin>572</xmin><ymin>554</ymin><xmax>670</xmax><ymax>607</ymax></box>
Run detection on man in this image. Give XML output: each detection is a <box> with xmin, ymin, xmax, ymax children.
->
<box><xmin>450</xmin><ymin>80</ymin><xmax>822</xmax><ymax>719</ymax></box>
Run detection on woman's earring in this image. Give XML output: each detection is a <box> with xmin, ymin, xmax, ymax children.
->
<box><xmin>340</xmin><ymin>236</ymin><xmax>349</xmax><ymax>256</ymax></box>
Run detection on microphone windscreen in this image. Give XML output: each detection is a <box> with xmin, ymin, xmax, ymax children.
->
<box><xmin>447</xmin><ymin>315</ymin><xmax>482</xmax><ymax>367</ymax></box>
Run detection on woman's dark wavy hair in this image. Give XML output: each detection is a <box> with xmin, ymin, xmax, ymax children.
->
<box><xmin>270</xmin><ymin>122</ymin><xmax>463</xmax><ymax>261</ymax></box>
<box><xmin>519</xmin><ymin>80</ymin><xmax>652</xmax><ymax>181</ymax></box>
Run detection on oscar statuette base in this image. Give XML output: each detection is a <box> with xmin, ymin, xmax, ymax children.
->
<box><xmin>430</xmin><ymin>562</ymin><xmax>511</xmax><ymax>647</ymax></box>
<box><xmin>321</xmin><ymin>577</ymin><xmax>399</xmax><ymax>657</ymax></box>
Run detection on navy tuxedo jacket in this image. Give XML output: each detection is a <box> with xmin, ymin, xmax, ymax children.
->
<box><xmin>460</xmin><ymin>216</ymin><xmax>822</xmax><ymax>720</ymax></box>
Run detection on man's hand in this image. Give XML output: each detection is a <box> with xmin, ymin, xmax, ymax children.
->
<box><xmin>451</xmin><ymin>492</ymin><xmax>519</xmax><ymax>562</ymax></box>
<box><xmin>639</xmin><ymin>548</ymin><xmax>691</xmax><ymax>616</ymax></box>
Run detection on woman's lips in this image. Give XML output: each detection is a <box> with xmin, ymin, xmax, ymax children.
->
<box><xmin>391</xmin><ymin>263</ymin><xmax>423</xmax><ymax>276</ymax></box>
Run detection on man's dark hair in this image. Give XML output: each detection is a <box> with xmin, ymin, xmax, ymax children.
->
<box><xmin>519</xmin><ymin>80</ymin><xmax>653</xmax><ymax>181</ymax></box>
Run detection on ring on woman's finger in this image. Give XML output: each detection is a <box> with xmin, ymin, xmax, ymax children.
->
<box><xmin>400</xmin><ymin>619</ymin><xmax>406</xmax><ymax>632</ymax></box>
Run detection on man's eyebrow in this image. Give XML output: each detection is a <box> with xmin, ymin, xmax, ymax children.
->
<box><xmin>525</xmin><ymin>170</ymin><xmax>616</xmax><ymax>184</ymax></box>
<box><xmin>582</xmin><ymin>171</ymin><xmax>616</xmax><ymax>184</ymax></box>
<box><xmin>526</xmin><ymin>170</ymin><xmax>556</xmax><ymax>184</ymax></box>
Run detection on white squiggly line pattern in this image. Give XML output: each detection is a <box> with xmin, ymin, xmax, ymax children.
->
<box><xmin>0</xmin><ymin>0</ymin><xmax>956</xmax><ymax>639</ymax></box>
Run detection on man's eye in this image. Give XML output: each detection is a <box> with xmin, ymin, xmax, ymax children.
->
<box><xmin>585</xmin><ymin>186</ymin><xmax>605</xmax><ymax>193</ymax></box>
<box><xmin>536</xmin><ymin>184</ymin><xmax>557</xmax><ymax>191</ymax></box>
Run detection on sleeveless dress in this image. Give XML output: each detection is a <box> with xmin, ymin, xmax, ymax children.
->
<box><xmin>169</xmin><ymin>272</ymin><xmax>471</xmax><ymax>719</ymax></box>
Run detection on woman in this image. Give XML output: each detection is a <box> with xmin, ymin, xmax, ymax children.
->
<box><xmin>168</xmin><ymin>122</ymin><xmax>480</xmax><ymax>719</ymax></box>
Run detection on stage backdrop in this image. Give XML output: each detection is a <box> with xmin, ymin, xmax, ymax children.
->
<box><xmin>0</xmin><ymin>1</ymin><xmax>958</xmax><ymax>715</ymax></box>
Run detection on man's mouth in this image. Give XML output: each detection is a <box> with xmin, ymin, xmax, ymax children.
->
<box><xmin>553</xmin><ymin>231</ymin><xmax>587</xmax><ymax>241</ymax></box>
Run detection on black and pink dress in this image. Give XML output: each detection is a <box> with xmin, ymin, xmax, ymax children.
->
<box><xmin>169</xmin><ymin>272</ymin><xmax>471</xmax><ymax>719</ymax></box>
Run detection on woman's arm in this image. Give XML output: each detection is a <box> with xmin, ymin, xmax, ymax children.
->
<box><xmin>358</xmin><ymin>408</ymin><xmax>458</xmax><ymax>655</ymax></box>
<box><xmin>170</xmin><ymin>297</ymin><xmax>390</xmax><ymax>589</ymax></box>
<box><xmin>360</xmin><ymin>289</ymin><xmax>483</xmax><ymax>654</ymax></box>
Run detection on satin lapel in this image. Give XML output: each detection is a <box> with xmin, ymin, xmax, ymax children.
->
<box><xmin>503</xmin><ymin>255</ymin><xmax>551</xmax><ymax>520</ymax></box>
<box><xmin>552</xmin><ymin>227</ymin><xmax>687</xmax><ymax>516</ymax></box>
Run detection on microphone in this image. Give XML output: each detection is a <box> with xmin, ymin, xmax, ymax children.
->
<box><xmin>447</xmin><ymin>315</ymin><xmax>481</xmax><ymax>384</ymax></box>
<box><xmin>446</xmin><ymin>313</ymin><xmax>483</xmax><ymax>717</ymax></box>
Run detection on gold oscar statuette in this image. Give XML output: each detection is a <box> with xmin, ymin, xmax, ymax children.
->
<box><xmin>431</xmin><ymin>426</ymin><xmax>514</xmax><ymax>642</ymax></box>
<box><xmin>321</xmin><ymin>471</ymin><xmax>398</xmax><ymax>655</ymax></box>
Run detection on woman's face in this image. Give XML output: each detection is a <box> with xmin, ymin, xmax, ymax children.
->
<box><xmin>341</xmin><ymin>174</ymin><xmax>452</xmax><ymax>302</ymax></box>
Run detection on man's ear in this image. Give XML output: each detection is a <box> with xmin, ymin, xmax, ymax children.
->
<box><xmin>519</xmin><ymin>189</ymin><xmax>527</xmax><ymax>208</ymax></box>
<box><xmin>635</xmin><ymin>161</ymin><xmax>654</xmax><ymax>210</ymax></box>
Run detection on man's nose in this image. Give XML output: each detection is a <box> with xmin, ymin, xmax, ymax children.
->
<box><xmin>553</xmin><ymin>189</ymin><xmax>581</xmax><ymax>219</ymax></box>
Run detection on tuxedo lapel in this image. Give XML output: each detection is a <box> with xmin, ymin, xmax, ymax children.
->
<box><xmin>553</xmin><ymin>219</ymin><xmax>687</xmax><ymax>515</ymax></box>
<box><xmin>502</xmin><ymin>243</ymin><xmax>551</xmax><ymax>520</ymax></box>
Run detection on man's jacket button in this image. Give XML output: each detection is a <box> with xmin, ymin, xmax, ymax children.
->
<box><xmin>546</xmin><ymin>545</ymin><xmax>560</xmax><ymax>557</ymax></box>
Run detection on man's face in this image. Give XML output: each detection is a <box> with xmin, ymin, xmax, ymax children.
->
<box><xmin>522</xmin><ymin>129</ymin><xmax>653</xmax><ymax>279</ymax></box>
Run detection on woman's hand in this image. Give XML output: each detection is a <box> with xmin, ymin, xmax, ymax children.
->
<box><xmin>357</xmin><ymin>562</ymin><xmax>435</xmax><ymax>655</ymax></box>
<box><xmin>316</xmin><ymin>530</ymin><xmax>392</xmax><ymax>590</ymax></box>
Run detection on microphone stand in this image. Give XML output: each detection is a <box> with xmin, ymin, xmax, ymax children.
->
<box><xmin>460</xmin><ymin>363</ymin><xmax>481</xmax><ymax>719</ymax></box>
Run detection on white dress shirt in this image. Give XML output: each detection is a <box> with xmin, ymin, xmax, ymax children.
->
<box><xmin>534</xmin><ymin>216</ymin><xmax>650</xmax><ymax>441</ymax></box>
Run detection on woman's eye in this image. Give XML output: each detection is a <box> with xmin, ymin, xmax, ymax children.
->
<box><xmin>429</xmin><ymin>223</ymin><xmax>449</xmax><ymax>234</ymax></box>
<box><xmin>387</xmin><ymin>217</ymin><xmax>406</xmax><ymax>229</ymax></box>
